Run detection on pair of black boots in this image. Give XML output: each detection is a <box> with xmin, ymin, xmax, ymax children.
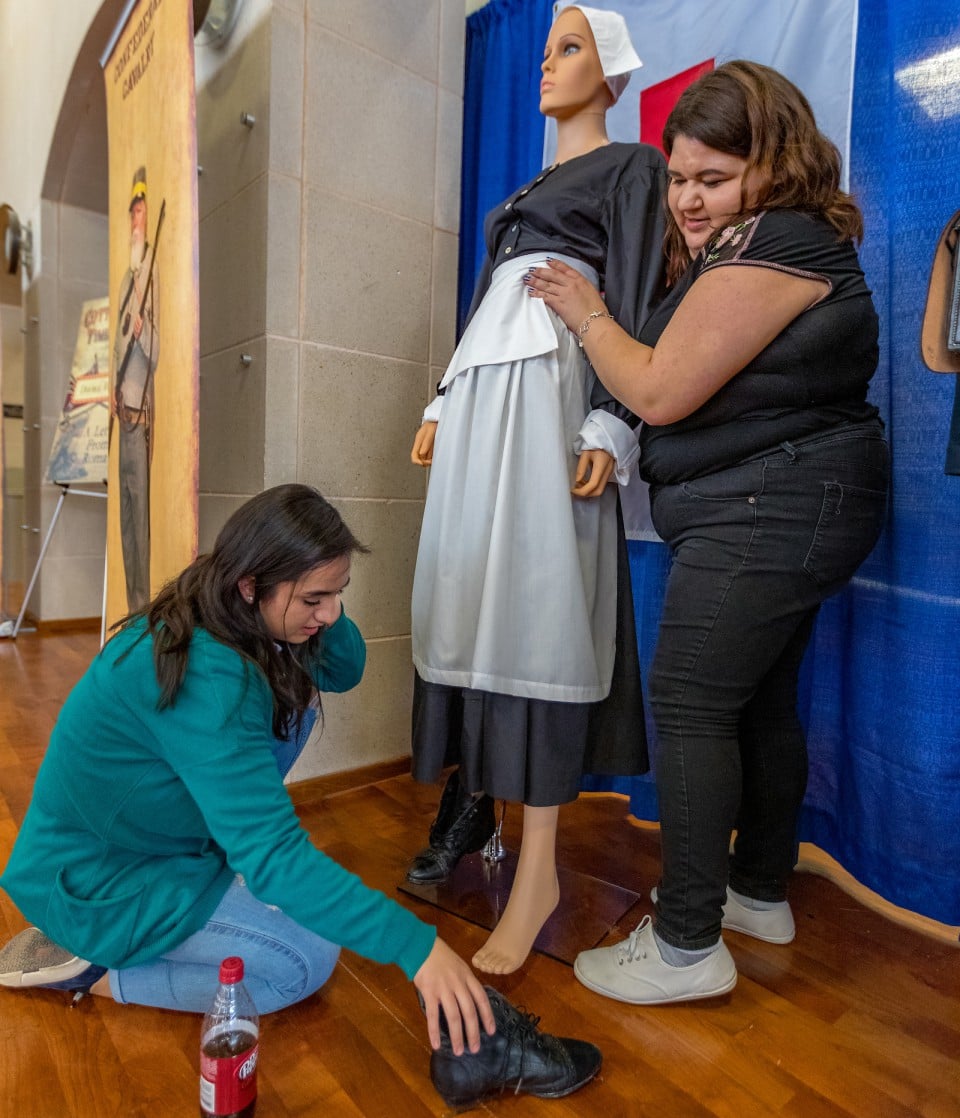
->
<box><xmin>406</xmin><ymin>769</ymin><xmax>496</xmax><ymax>884</ymax></box>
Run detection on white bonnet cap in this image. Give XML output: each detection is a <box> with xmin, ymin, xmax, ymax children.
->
<box><xmin>556</xmin><ymin>4</ymin><xmax>642</xmax><ymax>105</ymax></box>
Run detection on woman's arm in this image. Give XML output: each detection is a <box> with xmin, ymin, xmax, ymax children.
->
<box><xmin>170</xmin><ymin>643</ymin><xmax>438</xmax><ymax>977</ymax></box>
<box><xmin>527</xmin><ymin>258</ymin><xmax>827</xmax><ymax>425</ymax></box>
<box><xmin>309</xmin><ymin>607</ymin><xmax>366</xmax><ymax>692</ymax></box>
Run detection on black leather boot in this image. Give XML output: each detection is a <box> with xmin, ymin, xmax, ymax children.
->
<box><xmin>429</xmin><ymin>986</ymin><xmax>602</xmax><ymax>1107</ymax></box>
<box><xmin>406</xmin><ymin>769</ymin><xmax>496</xmax><ymax>884</ymax></box>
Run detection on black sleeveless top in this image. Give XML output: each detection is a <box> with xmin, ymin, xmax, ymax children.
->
<box><xmin>639</xmin><ymin>209</ymin><xmax>881</xmax><ymax>485</ymax></box>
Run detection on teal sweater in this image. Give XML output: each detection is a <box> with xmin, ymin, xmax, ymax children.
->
<box><xmin>0</xmin><ymin>612</ymin><xmax>436</xmax><ymax>979</ymax></box>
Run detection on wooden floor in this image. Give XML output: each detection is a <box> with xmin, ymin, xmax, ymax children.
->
<box><xmin>1</xmin><ymin>629</ymin><xmax>958</xmax><ymax>1117</ymax></box>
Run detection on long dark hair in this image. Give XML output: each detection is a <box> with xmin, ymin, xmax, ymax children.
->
<box><xmin>120</xmin><ymin>484</ymin><xmax>367</xmax><ymax>736</ymax></box>
<box><xmin>661</xmin><ymin>60</ymin><xmax>864</xmax><ymax>283</ymax></box>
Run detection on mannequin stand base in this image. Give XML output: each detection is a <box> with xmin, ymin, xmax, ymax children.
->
<box><xmin>398</xmin><ymin>848</ymin><xmax>641</xmax><ymax>966</ymax></box>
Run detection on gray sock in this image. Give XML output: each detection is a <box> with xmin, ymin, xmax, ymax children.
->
<box><xmin>728</xmin><ymin>887</ymin><xmax>788</xmax><ymax>912</ymax></box>
<box><xmin>653</xmin><ymin>929</ymin><xmax>720</xmax><ymax>968</ymax></box>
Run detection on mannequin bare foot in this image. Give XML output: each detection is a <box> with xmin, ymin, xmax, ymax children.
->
<box><xmin>472</xmin><ymin>870</ymin><xmax>560</xmax><ymax>974</ymax></box>
<box><xmin>472</xmin><ymin>803</ymin><xmax>561</xmax><ymax>974</ymax></box>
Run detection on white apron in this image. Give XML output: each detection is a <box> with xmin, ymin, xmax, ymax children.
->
<box><xmin>412</xmin><ymin>254</ymin><xmax>621</xmax><ymax>703</ymax></box>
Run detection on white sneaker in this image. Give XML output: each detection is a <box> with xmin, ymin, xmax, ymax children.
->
<box><xmin>650</xmin><ymin>886</ymin><xmax>796</xmax><ymax>945</ymax></box>
<box><xmin>722</xmin><ymin>890</ymin><xmax>795</xmax><ymax>944</ymax></box>
<box><xmin>573</xmin><ymin>916</ymin><xmax>737</xmax><ymax>1005</ymax></box>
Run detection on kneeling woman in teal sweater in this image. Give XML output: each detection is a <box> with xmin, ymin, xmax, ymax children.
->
<box><xmin>0</xmin><ymin>484</ymin><xmax>492</xmax><ymax>1054</ymax></box>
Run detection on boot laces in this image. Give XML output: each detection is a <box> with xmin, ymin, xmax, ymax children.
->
<box><xmin>497</xmin><ymin>1002</ymin><xmax>568</xmax><ymax>1096</ymax></box>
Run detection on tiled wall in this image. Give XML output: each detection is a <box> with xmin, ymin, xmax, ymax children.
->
<box><xmin>197</xmin><ymin>0</ymin><xmax>465</xmax><ymax>780</ymax></box>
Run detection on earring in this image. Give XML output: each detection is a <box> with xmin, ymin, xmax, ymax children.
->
<box><xmin>244</xmin><ymin>595</ymin><xmax>254</xmax><ymax>604</ymax></box>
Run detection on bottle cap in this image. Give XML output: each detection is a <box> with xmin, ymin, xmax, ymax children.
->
<box><xmin>219</xmin><ymin>956</ymin><xmax>245</xmax><ymax>983</ymax></box>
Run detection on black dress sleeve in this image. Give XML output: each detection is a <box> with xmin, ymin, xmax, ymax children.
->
<box><xmin>591</xmin><ymin>146</ymin><xmax>668</xmax><ymax>422</ymax></box>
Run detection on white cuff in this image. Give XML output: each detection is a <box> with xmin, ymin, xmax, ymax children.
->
<box><xmin>422</xmin><ymin>395</ymin><xmax>444</xmax><ymax>424</ymax></box>
<box><xmin>573</xmin><ymin>409</ymin><xmax>641</xmax><ymax>485</ymax></box>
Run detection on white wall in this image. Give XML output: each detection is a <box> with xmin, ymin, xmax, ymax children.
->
<box><xmin>0</xmin><ymin>1</ymin><xmax>108</xmax><ymax>237</ymax></box>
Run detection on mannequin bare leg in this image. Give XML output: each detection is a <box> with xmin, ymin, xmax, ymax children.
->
<box><xmin>472</xmin><ymin>804</ymin><xmax>560</xmax><ymax>975</ymax></box>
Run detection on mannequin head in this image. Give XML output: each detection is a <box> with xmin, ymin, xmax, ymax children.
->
<box><xmin>540</xmin><ymin>6</ymin><xmax>611</xmax><ymax>120</ymax></box>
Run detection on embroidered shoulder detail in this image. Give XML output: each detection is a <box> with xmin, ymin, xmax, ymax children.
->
<box><xmin>702</xmin><ymin>216</ymin><xmax>757</xmax><ymax>266</ymax></box>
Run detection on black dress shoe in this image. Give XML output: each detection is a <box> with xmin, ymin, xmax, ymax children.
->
<box><xmin>406</xmin><ymin>769</ymin><xmax>496</xmax><ymax>884</ymax></box>
<box><xmin>429</xmin><ymin>986</ymin><xmax>602</xmax><ymax>1107</ymax></box>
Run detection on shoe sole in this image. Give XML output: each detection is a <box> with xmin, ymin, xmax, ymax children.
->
<box><xmin>436</xmin><ymin>1064</ymin><xmax>601</xmax><ymax>1107</ymax></box>
<box><xmin>721</xmin><ymin>918</ymin><xmax>795</xmax><ymax>944</ymax></box>
<box><xmin>573</xmin><ymin>958</ymin><xmax>737</xmax><ymax>1005</ymax></box>
<box><xmin>0</xmin><ymin>955</ymin><xmax>92</xmax><ymax>988</ymax></box>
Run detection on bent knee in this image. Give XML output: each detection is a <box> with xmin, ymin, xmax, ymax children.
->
<box><xmin>253</xmin><ymin>942</ymin><xmax>341</xmax><ymax>1014</ymax></box>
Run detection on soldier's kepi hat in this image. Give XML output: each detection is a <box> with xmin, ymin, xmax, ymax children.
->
<box><xmin>129</xmin><ymin>167</ymin><xmax>147</xmax><ymax>211</ymax></box>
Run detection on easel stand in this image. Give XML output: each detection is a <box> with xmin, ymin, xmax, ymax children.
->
<box><xmin>0</xmin><ymin>482</ymin><xmax>107</xmax><ymax>640</ymax></box>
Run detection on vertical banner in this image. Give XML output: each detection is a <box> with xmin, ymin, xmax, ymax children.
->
<box><xmin>101</xmin><ymin>0</ymin><xmax>199</xmax><ymax>625</ymax></box>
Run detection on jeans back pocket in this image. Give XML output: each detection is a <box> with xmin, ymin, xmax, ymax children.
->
<box><xmin>803</xmin><ymin>481</ymin><xmax>887</xmax><ymax>588</ymax></box>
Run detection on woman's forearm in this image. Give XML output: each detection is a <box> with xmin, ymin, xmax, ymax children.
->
<box><xmin>524</xmin><ymin>259</ymin><xmax>658</xmax><ymax>417</ymax></box>
<box><xmin>575</xmin><ymin>318</ymin><xmax>657</xmax><ymax>418</ymax></box>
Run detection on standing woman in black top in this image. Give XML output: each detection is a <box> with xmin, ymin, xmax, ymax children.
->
<box><xmin>408</xmin><ymin>4</ymin><xmax>666</xmax><ymax>975</ymax></box>
<box><xmin>527</xmin><ymin>60</ymin><xmax>889</xmax><ymax>1004</ymax></box>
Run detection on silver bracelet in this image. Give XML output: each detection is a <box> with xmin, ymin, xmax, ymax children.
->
<box><xmin>577</xmin><ymin>310</ymin><xmax>615</xmax><ymax>348</ymax></box>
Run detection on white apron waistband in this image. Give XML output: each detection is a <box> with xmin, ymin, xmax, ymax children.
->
<box><xmin>438</xmin><ymin>253</ymin><xmax>599</xmax><ymax>391</ymax></box>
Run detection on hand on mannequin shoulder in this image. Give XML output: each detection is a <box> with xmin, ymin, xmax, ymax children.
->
<box><xmin>413</xmin><ymin>936</ymin><xmax>496</xmax><ymax>1054</ymax></box>
<box><xmin>572</xmin><ymin>448</ymin><xmax>615</xmax><ymax>498</ymax></box>
<box><xmin>411</xmin><ymin>421</ymin><xmax>437</xmax><ymax>466</ymax></box>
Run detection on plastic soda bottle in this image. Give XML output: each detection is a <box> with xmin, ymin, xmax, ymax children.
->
<box><xmin>199</xmin><ymin>956</ymin><xmax>259</xmax><ymax>1118</ymax></box>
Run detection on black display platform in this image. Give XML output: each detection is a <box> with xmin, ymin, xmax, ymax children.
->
<box><xmin>398</xmin><ymin>846</ymin><xmax>642</xmax><ymax>965</ymax></box>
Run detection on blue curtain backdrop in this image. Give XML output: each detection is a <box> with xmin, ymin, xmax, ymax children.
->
<box><xmin>459</xmin><ymin>0</ymin><xmax>960</xmax><ymax>926</ymax></box>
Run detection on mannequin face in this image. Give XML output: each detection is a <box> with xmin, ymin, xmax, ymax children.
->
<box><xmin>540</xmin><ymin>7</ymin><xmax>610</xmax><ymax>120</ymax></box>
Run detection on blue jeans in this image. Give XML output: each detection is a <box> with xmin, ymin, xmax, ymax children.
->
<box><xmin>109</xmin><ymin>707</ymin><xmax>340</xmax><ymax>1013</ymax></box>
<box><xmin>647</xmin><ymin>422</ymin><xmax>889</xmax><ymax>950</ymax></box>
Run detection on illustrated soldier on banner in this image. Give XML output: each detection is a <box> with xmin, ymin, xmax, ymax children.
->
<box><xmin>113</xmin><ymin>166</ymin><xmax>163</xmax><ymax>612</ymax></box>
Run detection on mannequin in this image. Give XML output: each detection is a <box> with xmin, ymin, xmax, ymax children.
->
<box><xmin>409</xmin><ymin>5</ymin><xmax>665</xmax><ymax>975</ymax></box>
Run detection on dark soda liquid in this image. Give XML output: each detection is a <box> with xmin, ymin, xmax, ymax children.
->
<box><xmin>200</xmin><ymin>1031</ymin><xmax>257</xmax><ymax>1118</ymax></box>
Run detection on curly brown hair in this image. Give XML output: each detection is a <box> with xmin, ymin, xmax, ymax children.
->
<box><xmin>661</xmin><ymin>60</ymin><xmax>864</xmax><ymax>284</ymax></box>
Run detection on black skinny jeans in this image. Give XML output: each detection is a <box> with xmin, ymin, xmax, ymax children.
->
<box><xmin>648</xmin><ymin>421</ymin><xmax>889</xmax><ymax>950</ymax></box>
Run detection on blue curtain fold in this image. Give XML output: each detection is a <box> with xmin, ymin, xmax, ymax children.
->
<box><xmin>459</xmin><ymin>0</ymin><xmax>960</xmax><ymax>926</ymax></box>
